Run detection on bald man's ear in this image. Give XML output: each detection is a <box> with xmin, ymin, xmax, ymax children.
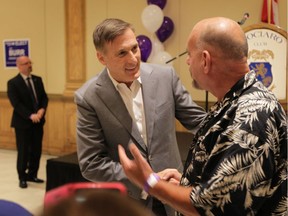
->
<box><xmin>202</xmin><ymin>50</ymin><xmax>211</xmax><ymax>74</ymax></box>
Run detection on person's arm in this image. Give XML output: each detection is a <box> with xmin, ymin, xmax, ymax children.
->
<box><xmin>33</xmin><ymin>76</ymin><xmax>48</xmax><ymax>123</ymax></box>
<box><xmin>150</xmin><ymin>181</ymin><xmax>198</xmax><ymax>216</ymax></box>
<box><xmin>37</xmin><ymin>108</ymin><xmax>45</xmax><ymax>119</ymax></box>
<box><xmin>7</xmin><ymin>79</ymin><xmax>33</xmax><ymax>120</ymax></box>
<box><xmin>118</xmin><ymin>144</ymin><xmax>200</xmax><ymax>216</ymax></box>
<box><xmin>171</xmin><ymin>67</ymin><xmax>206</xmax><ymax>134</ymax></box>
<box><xmin>36</xmin><ymin>76</ymin><xmax>48</xmax><ymax>114</ymax></box>
<box><xmin>158</xmin><ymin>168</ymin><xmax>182</xmax><ymax>185</ymax></box>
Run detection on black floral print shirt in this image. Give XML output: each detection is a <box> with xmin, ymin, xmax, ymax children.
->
<box><xmin>179</xmin><ymin>71</ymin><xmax>287</xmax><ymax>216</ymax></box>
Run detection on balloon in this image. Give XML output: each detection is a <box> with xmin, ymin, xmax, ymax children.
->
<box><xmin>136</xmin><ymin>35</ymin><xmax>152</xmax><ymax>62</ymax></box>
<box><xmin>141</xmin><ymin>5</ymin><xmax>164</xmax><ymax>33</ymax></box>
<box><xmin>147</xmin><ymin>34</ymin><xmax>164</xmax><ymax>62</ymax></box>
<box><xmin>151</xmin><ymin>34</ymin><xmax>164</xmax><ymax>53</ymax></box>
<box><xmin>156</xmin><ymin>16</ymin><xmax>174</xmax><ymax>42</ymax></box>
<box><xmin>150</xmin><ymin>51</ymin><xmax>173</xmax><ymax>65</ymax></box>
<box><xmin>147</xmin><ymin>0</ymin><xmax>167</xmax><ymax>9</ymax></box>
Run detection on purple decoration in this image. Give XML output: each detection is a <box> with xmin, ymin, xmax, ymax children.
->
<box><xmin>147</xmin><ymin>0</ymin><xmax>167</xmax><ymax>9</ymax></box>
<box><xmin>136</xmin><ymin>35</ymin><xmax>152</xmax><ymax>62</ymax></box>
<box><xmin>156</xmin><ymin>16</ymin><xmax>174</xmax><ymax>42</ymax></box>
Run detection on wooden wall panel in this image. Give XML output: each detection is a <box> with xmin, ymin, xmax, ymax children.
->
<box><xmin>43</xmin><ymin>96</ymin><xmax>65</xmax><ymax>154</ymax></box>
<box><xmin>63</xmin><ymin>100</ymin><xmax>77</xmax><ymax>152</ymax></box>
<box><xmin>0</xmin><ymin>94</ymin><xmax>77</xmax><ymax>156</ymax></box>
<box><xmin>0</xmin><ymin>98</ymin><xmax>16</xmax><ymax>148</ymax></box>
<box><xmin>64</xmin><ymin>0</ymin><xmax>86</xmax><ymax>96</ymax></box>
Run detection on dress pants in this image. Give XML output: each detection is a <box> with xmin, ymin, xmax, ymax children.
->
<box><xmin>15</xmin><ymin>124</ymin><xmax>43</xmax><ymax>181</ymax></box>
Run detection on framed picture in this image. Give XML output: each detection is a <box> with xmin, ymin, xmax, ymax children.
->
<box><xmin>244</xmin><ymin>23</ymin><xmax>287</xmax><ymax>109</ymax></box>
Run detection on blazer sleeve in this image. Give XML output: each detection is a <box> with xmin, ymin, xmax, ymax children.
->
<box><xmin>35</xmin><ymin>76</ymin><xmax>48</xmax><ymax>110</ymax></box>
<box><xmin>171</xmin><ymin>67</ymin><xmax>207</xmax><ymax>134</ymax></box>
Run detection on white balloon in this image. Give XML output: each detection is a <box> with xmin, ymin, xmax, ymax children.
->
<box><xmin>151</xmin><ymin>35</ymin><xmax>164</xmax><ymax>53</ymax></box>
<box><xmin>150</xmin><ymin>51</ymin><xmax>173</xmax><ymax>66</ymax></box>
<box><xmin>141</xmin><ymin>5</ymin><xmax>164</xmax><ymax>33</ymax></box>
<box><xmin>148</xmin><ymin>34</ymin><xmax>164</xmax><ymax>62</ymax></box>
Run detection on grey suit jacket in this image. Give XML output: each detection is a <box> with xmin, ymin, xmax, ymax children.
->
<box><xmin>75</xmin><ymin>63</ymin><xmax>206</xmax><ymax>205</ymax></box>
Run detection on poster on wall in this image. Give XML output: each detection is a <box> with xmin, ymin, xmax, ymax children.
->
<box><xmin>3</xmin><ymin>39</ymin><xmax>30</xmax><ymax>68</ymax></box>
<box><xmin>244</xmin><ymin>23</ymin><xmax>287</xmax><ymax>102</ymax></box>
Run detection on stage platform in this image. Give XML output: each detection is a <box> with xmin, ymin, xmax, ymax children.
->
<box><xmin>46</xmin><ymin>152</ymin><xmax>88</xmax><ymax>191</ymax></box>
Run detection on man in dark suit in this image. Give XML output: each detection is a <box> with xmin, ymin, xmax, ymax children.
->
<box><xmin>7</xmin><ymin>55</ymin><xmax>48</xmax><ymax>189</ymax></box>
<box><xmin>75</xmin><ymin>18</ymin><xmax>206</xmax><ymax>216</ymax></box>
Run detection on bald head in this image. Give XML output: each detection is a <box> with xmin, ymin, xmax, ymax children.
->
<box><xmin>16</xmin><ymin>55</ymin><xmax>33</xmax><ymax>76</ymax></box>
<box><xmin>190</xmin><ymin>17</ymin><xmax>248</xmax><ymax>60</ymax></box>
<box><xmin>186</xmin><ymin>17</ymin><xmax>250</xmax><ymax>100</ymax></box>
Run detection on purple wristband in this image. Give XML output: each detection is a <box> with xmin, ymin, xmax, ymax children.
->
<box><xmin>143</xmin><ymin>173</ymin><xmax>160</xmax><ymax>193</ymax></box>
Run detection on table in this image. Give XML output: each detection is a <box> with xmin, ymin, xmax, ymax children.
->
<box><xmin>46</xmin><ymin>152</ymin><xmax>88</xmax><ymax>191</ymax></box>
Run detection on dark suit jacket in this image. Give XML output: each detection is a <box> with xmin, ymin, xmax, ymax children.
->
<box><xmin>7</xmin><ymin>73</ymin><xmax>48</xmax><ymax>129</ymax></box>
<box><xmin>75</xmin><ymin>63</ymin><xmax>206</xmax><ymax>213</ymax></box>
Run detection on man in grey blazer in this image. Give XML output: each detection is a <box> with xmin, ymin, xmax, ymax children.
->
<box><xmin>74</xmin><ymin>18</ymin><xmax>206</xmax><ymax>216</ymax></box>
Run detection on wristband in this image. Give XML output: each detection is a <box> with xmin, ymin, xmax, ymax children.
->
<box><xmin>143</xmin><ymin>173</ymin><xmax>160</xmax><ymax>193</ymax></box>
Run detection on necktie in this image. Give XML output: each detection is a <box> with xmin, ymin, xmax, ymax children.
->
<box><xmin>27</xmin><ymin>77</ymin><xmax>38</xmax><ymax>111</ymax></box>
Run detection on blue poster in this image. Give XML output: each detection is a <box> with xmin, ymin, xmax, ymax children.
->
<box><xmin>3</xmin><ymin>39</ymin><xmax>30</xmax><ymax>68</ymax></box>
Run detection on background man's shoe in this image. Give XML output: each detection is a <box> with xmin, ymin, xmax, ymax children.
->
<box><xmin>27</xmin><ymin>177</ymin><xmax>44</xmax><ymax>183</ymax></box>
<box><xmin>19</xmin><ymin>180</ymin><xmax>27</xmax><ymax>188</ymax></box>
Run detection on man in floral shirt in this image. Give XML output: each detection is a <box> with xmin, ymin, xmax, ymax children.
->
<box><xmin>118</xmin><ymin>17</ymin><xmax>287</xmax><ymax>216</ymax></box>
<box><xmin>179</xmin><ymin>69</ymin><xmax>287</xmax><ymax>215</ymax></box>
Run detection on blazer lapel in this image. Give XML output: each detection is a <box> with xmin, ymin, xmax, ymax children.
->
<box><xmin>140</xmin><ymin>65</ymin><xmax>157</xmax><ymax>147</ymax></box>
<box><xmin>96</xmin><ymin>69</ymin><xmax>147</xmax><ymax>151</ymax></box>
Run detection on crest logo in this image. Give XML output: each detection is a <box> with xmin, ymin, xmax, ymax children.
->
<box><xmin>248</xmin><ymin>49</ymin><xmax>275</xmax><ymax>90</ymax></box>
<box><xmin>244</xmin><ymin>24</ymin><xmax>287</xmax><ymax>100</ymax></box>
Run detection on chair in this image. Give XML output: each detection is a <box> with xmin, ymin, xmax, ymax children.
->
<box><xmin>0</xmin><ymin>199</ymin><xmax>32</xmax><ymax>216</ymax></box>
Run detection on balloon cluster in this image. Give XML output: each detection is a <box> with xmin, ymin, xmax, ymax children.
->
<box><xmin>136</xmin><ymin>0</ymin><xmax>174</xmax><ymax>65</ymax></box>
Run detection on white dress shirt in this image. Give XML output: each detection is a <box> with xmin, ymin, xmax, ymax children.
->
<box><xmin>108</xmin><ymin>70</ymin><xmax>147</xmax><ymax>145</ymax></box>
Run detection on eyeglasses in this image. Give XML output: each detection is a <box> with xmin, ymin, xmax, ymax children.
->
<box><xmin>20</xmin><ymin>61</ymin><xmax>33</xmax><ymax>66</ymax></box>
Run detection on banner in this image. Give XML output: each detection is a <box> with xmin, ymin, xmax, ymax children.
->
<box><xmin>3</xmin><ymin>39</ymin><xmax>30</xmax><ymax>68</ymax></box>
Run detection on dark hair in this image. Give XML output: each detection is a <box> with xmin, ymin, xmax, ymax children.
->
<box><xmin>93</xmin><ymin>18</ymin><xmax>135</xmax><ymax>52</ymax></box>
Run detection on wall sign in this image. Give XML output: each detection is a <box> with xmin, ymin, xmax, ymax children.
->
<box><xmin>244</xmin><ymin>23</ymin><xmax>287</xmax><ymax>101</ymax></box>
<box><xmin>3</xmin><ymin>39</ymin><xmax>30</xmax><ymax>68</ymax></box>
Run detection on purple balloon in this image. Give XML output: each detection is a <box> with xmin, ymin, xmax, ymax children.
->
<box><xmin>136</xmin><ymin>35</ymin><xmax>152</xmax><ymax>62</ymax></box>
<box><xmin>147</xmin><ymin>0</ymin><xmax>167</xmax><ymax>9</ymax></box>
<box><xmin>156</xmin><ymin>16</ymin><xmax>174</xmax><ymax>42</ymax></box>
